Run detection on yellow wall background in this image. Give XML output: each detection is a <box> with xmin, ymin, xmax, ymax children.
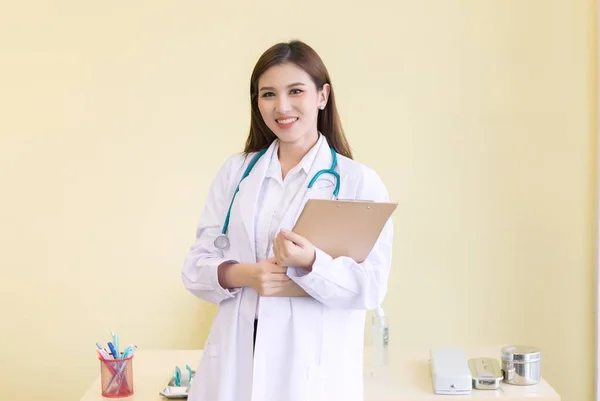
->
<box><xmin>0</xmin><ymin>1</ymin><xmax>595</xmax><ymax>400</ymax></box>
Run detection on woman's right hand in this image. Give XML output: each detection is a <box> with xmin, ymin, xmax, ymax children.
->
<box><xmin>245</xmin><ymin>258</ymin><xmax>291</xmax><ymax>296</ymax></box>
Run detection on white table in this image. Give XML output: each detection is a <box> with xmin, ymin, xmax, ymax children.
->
<box><xmin>80</xmin><ymin>346</ymin><xmax>560</xmax><ymax>401</ymax></box>
<box><xmin>80</xmin><ymin>349</ymin><xmax>201</xmax><ymax>401</ymax></box>
<box><xmin>363</xmin><ymin>345</ymin><xmax>560</xmax><ymax>400</ymax></box>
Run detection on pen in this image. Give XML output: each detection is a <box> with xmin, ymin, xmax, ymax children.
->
<box><xmin>96</xmin><ymin>343</ymin><xmax>109</xmax><ymax>355</ymax></box>
<box><xmin>96</xmin><ymin>346</ymin><xmax>117</xmax><ymax>375</ymax></box>
<box><xmin>121</xmin><ymin>345</ymin><xmax>137</xmax><ymax>358</ymax></box>
<box><xmin>96</xmin><ymin>343</ymin><xmax>112</xmax><ymax>360</ymax></box>
<box><xmin>106</xmin><ymin>345</ymin><xmax>138</xmax><ymax>392</ymax></box>
<box><xmin>107</xmin><ymin>342</ymin><xmax>118</xmax><ymax>359</ymax></box>
<box><xmin>96</xmin><ymin>349</ymin><xmax>107</xmax><ymax>360</ymax></box>
<box><xmin>111</xmin><ymin>331</ymin><xmax>119</xmax><ymax>357</ymax></box>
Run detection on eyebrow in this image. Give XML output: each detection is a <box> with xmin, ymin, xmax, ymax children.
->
<box><xmin>259</xmin><ymin>82</ymin><xmax>306</xmax><ymax>92</ymax></box>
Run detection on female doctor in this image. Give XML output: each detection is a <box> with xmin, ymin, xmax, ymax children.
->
<box><xmin>181</xmin><ymin>40</ymin><xmax>394</xmax><ymax>401</ymax></box>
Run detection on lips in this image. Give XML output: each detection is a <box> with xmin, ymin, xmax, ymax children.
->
<box><xmin>275</xmin><ymin>117</ymin><xmax>298</xmax><ymax>129</ymax></box>
<box><xmin>276</xmin><ymin>117</ymin><xmax>298</xmax><ymax>124</ymax></box>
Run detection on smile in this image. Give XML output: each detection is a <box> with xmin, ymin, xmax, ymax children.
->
<box><xmin>276</xmin><ymin>117</ymin><xmax>298</xmax><ymax>124</ymax></box>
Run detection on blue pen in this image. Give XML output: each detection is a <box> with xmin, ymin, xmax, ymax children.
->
<box><xmin>105</xmin><ymin>345</ymin><xmax>138</xmax><ymax>391</ymax></box>
<box><xmin>111</xmin><ymin>331</ymin><xmax>119</xmax><ymax>357</ymax></box>
<box><xmin>121</xmin><ymin>345</ymin><xmax>132</xmax><ymax>358</ymax></box>
<box><xmin>107</xmin><ymin>342</ymin><xmax>118</xmax><ymax>359</ymax></box>
<box><xmin>121</xmin><ymin>345</ymin><xmax>137</xmax><ymax>358</ymax></box>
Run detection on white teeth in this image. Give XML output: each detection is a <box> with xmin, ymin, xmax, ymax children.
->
<box><xmin>276</xmin><ymin>117</ymin><xmax>298</xmax><ymax>124</ymax></box>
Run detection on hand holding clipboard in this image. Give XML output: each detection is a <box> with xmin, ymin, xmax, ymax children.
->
<box><xmin>292</xmin><ymin>199</ymin><xmax>397</xmax><ymax>263</ymax></box>
<box><xmin>268</xmin><ymin>199</ymin><xmax>397</xmax><ymax>297</ymax></box>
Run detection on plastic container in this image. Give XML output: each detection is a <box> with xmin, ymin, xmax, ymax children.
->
<box><xmin>99</xmin><ymin>355</ymin><xmax>134</xmax><ymax>398</ymax></box>
<box><xmin>371</xmin><ymin>308</ymin><xmax>389</xmax><ymax>367</ymax></box>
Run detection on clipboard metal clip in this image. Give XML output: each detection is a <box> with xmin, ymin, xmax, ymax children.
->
<box><xmin>334</xmin><ymin>198</ymin><xmax>375</xmax><ymax>203</ymax></box>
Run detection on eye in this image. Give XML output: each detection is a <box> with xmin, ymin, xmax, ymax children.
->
<box><xmin>261</xmin><ymin>92</ymin><xmax>275</xmax><ymax>98</ymax></box>
<box><xmin>290</xmin><ymin>88</ymin><xmax>303</xmax><ymax>95</ymax></box>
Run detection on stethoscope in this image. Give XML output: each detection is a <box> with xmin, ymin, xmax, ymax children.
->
<box><xmin>213</xmin><ymin>146</ymin><xmax>340</xmax><ymax>250</ymax></box>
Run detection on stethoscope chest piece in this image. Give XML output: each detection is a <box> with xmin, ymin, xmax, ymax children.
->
<box><xmin>214</xmin><ymin>234</ymin><xmax>230</xmax><ymax>250</ymax></box>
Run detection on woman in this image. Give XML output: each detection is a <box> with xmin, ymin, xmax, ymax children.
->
<box><xmin>182</xmin><ymin>40</ymin><xmax>393</xmax><ymax>401</ymax></box>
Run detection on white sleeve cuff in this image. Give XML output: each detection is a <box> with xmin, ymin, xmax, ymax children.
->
<box><xmin>288</xmin><ymin>248</ymin><xmax>333</xmax><ymax>284</ymax></box>
<box><xmin>203</xmin><ymin>258</ymin><xmax>242</xmax><ymax>299</ymax></box>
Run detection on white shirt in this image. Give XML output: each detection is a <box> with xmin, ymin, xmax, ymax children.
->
<box><xmin>253</xmin><ymin>135</ymin><xmax>323</xmax><ymax>316</ymax></box>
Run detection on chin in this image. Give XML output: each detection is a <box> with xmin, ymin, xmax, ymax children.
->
<box><xmin>271</xmin><ymin>127</ymin><xmax>304</xmax><ymax>143</ymax></box>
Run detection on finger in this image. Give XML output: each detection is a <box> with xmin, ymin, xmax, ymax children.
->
<box><xmin>268</xmin><ymin>274</ymin><xmax>291</xmax><ymax>282</ymax></box>
<box><xmin>272</xmin><ymin>239</ymin><xmax>280</xmax><ymax>263</ymax></box>
<box><xmin>276</xmin><ymin>234</ymin><xmax>287</xmax><ymax>254</ymax></box>
<box><xmin>269</xmin><ymin>265</ymin><xmax>289</xmax><ymax>274</ymax></box>
<box><xmin>283</xmin><ymin>238</ymin><xmax>297</xmax><ymax>253</ymax></box>
<box><xmin>266</xmin><ymin>278</ymin><xmax>291</xmax><ymax>288</ymax></box>
<box><xmin>275</xmin><ymin>236</ymin><xmax>287</xmax><ymax>265</ymax></box>
<box><xmin>275</xmin><ymin>236</ymin><xmax>289</xmax><ymax>264</ymax></box>
<box><xmin>280</xmin><ymin>229</ymin><xmax>307</xmax><ymax>246</ymax></box>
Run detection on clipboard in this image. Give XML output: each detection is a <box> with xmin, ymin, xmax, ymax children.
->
<box><xmin>267</xmin><ymin>199</ymin><xmax>397</xmax><ymax>298</ymax></box>
<box><xmin>292</xmin><ymin>199</ymin><xmax>398</xmax><ymax>263</ymax></box>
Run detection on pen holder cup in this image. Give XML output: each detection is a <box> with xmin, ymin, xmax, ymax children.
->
<box><xmin>99</xmin><ymin>355</ymin><xmax>134</xmax><ymax>398</ymax></box>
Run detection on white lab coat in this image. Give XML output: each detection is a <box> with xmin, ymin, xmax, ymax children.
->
<box><xmin>182</xmin><ymin>135</ymin><xmax>394</xmax><ymax>401</ymax></box>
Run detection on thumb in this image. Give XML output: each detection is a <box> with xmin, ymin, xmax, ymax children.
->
<box><xmin>280</xmin><ymin>229</ymin><xmax>308</xmax><ymax>246</ymax></box>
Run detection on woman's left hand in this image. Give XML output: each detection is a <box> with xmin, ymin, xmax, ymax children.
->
<box><xmin>273</xmin><ymin>229</ymin><xmax>316</xmax><ymax>271</ymax></box>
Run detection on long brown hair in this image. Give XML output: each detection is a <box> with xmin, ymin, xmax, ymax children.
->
<box><xmin>244</xmin><ymin>40</ymin><xmax>353</xmax><ymax>159</ymax></box>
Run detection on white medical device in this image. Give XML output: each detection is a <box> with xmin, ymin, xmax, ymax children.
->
<box><xmin>429</xmin><ymin>347</ymin><xmax>472</xmax><ymax>395</ymax></box>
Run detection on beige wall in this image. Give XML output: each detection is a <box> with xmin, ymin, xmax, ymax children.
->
<box><xmin>0</xmin><ymin>1</ymin><xmax>595</xmax><ymax>400</ymax></box>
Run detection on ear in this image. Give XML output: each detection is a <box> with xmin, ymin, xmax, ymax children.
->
<box><xmin>318</xmin><ymin>83</ymin><xmax>331</xmax><ymax>108</ymax></box>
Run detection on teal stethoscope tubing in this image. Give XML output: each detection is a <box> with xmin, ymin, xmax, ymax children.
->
<box><xmin>213</xmin><ymin>146</ymin><xmax>340</xmax><ymax>250</ymax></box>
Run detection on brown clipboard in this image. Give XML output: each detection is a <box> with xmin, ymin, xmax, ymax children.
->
<box><xmin>268</xmin><ymin>199</ymin><xmax>397</xmax><ymax>297</ymax></box>
<box><xmin>293</xmin><ymin>199</ymin><xmax>398</xmax><ymax>263</ymax></box>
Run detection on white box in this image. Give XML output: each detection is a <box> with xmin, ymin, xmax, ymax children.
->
<box><xmin>429</xmin><ymin>347</ymin><xmax>472</xmax><ymax>395</ymax></box>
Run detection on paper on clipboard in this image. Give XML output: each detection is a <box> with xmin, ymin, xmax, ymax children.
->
<box><xmin>267</xmin><ymin>198</ymin><xmax>397</xmax><ymax>297</ymax></box>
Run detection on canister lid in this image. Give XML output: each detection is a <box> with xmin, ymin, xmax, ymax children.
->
<box><xmin>501</xmin><ymin>345</ymin><xmax>541</xmax><ymax>362</ymax></box>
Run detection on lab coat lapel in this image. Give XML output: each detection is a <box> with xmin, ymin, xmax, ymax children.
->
<box><xmin>235</xmin><ymin>142</ymin><xmax>277</xmax><ymax>262</ymax></box>
<box><xmin>279</xmin><ymin>139</ymin><xmax>338</xmax><ymax>232</ymax></box>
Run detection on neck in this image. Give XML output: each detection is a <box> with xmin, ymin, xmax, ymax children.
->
<box><xmin>278</xmin><ymin>130</ymin><xmax>319</xmax><ymax>177</ymax></box>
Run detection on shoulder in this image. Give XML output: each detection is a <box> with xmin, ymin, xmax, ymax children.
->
<box><xmin>337</xmin><ymin>154</ymin><xmax>389</xmax><ymax>202</ymax></box>
<box><xmin>206</xmin><ymin>152</ymin><xmax>254</xmax><ymax>193</ymax></box>
<box><xmin>215</xmin><ymin>152</ymin><xmax>255</xmax><ymax>177</ymax></box>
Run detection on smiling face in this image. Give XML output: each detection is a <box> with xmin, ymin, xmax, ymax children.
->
<box><xmin>257</xmin><ymin>62</ymin><xmax>330</xmax><ymax>147</ymax></box>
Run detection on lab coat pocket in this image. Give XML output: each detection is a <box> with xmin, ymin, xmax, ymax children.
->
<box><xmin>203</xmin><ymin>341</ymin><xmax>219</xmax><ymax>358</ymax></box>
<box><xmin>315</xmin><ymin>180</ymin><xmax>334</xmax><ymax>190</ymax></box>
<box><xmin>311</xmin><ymin>182</ymin><xmax>335</xmax><ymax>197</ymax></box>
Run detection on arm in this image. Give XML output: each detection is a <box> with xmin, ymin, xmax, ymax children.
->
<box><xmin>287</xmin><ymin>169</ymin><xmax>394</xmax><ymax>310</ymax></box>
<box><xmin>217</xmin><ymin>262</ymin><xmax>247</xmax><ymax>289</ymax></box>
<box><xmin>181</xmin><ymin>155</ymin><xmax>246</xmax><ymax>304</ymax></box>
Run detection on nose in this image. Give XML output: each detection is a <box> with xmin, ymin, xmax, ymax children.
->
<box><xmin>275</xmin><ymin>95</ymin><xmax>292</xmax><ymax>113</ymax></box>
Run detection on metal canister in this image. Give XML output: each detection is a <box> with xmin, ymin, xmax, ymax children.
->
<box><xmin>501</xmin><ymin>345</ymin><xmax>541</xmax><ymax>385</ymax></box>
